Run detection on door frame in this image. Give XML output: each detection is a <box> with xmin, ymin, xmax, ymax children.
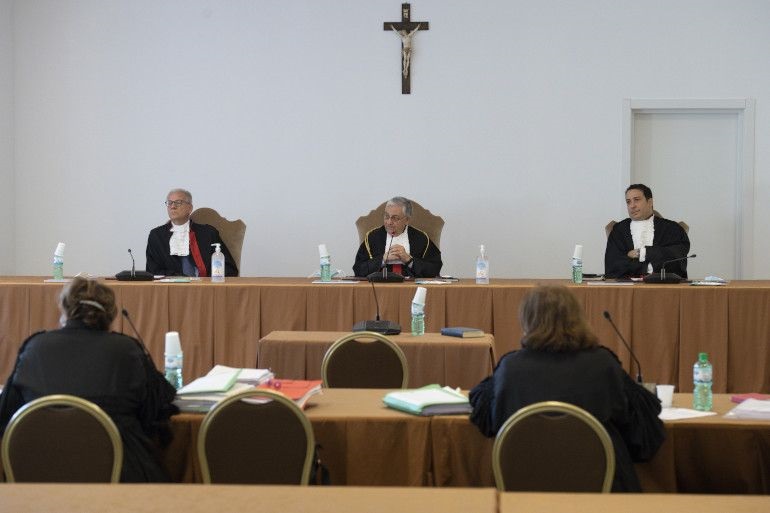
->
<box><xmin>622</xmin><ymin>98</ymin><xmax>756</xmax><ymax>278</ymax></box>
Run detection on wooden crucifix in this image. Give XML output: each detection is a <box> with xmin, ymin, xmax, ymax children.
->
<box><xmin>384</xmin><ymin>3</ymin><xmax>429</xmax><ymax>94</ymax></box>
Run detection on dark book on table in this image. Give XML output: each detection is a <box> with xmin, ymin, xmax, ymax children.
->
<box><xmin>441</xmin><ymin>327</ymin><xmax>485</xmax><ymax>338</ymax></box>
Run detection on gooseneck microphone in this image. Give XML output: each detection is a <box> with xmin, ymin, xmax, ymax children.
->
<box><xmin>116</xmin><ymin>249</ymin><xmax>154</xmax><ymax>281</ymax></box>
<box><xmin>128</xmin><ymin>248</ymin><xmax>136</xmax><ymax>277</ymax></box>
<box><xmin>643</xmin><ymin>254</ymin><xmax>696</xmax><ymax>284</ymax></box>
<box><xmin>381</xmin><ymin>230</ymin><xmax>397</xmax><ymax>278</ymax></box>
<box><xmin>603</xmin><ymin>310</ymin><xmax>643</xmax><ymax>384</ymax></box>
<box><xmin>122</xmin><ymin>308</ymin><xmax>151</xmax><ymax>356</ymax></box>
<box><xmin>367</xmin><ymin>230</ymin><xmax>404</xmax><ymax>283</ymax></box>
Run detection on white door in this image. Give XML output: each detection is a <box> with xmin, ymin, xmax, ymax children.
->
<box><xmin>625</xmin><ymin>99</ymin><xmax>755</xmax><ymax>279</ymax></box>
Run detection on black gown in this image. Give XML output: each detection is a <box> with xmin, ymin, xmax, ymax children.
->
<box><xmin>469</xmin><ymin>346</ymin><xmax>665</xmax><ymax>492</ymax></box>
<box><xmin>146</xmin><ymin>221</ymin><xmax>239</xmax><ymax>277</ymax></box>
<box><xmin>0</xmin><ymin>320</ymin><xmax>179</xmax><ymax>482</ymax></box>
<box><xmin>604</xmin><ymin>217</ymin><xmax>690</xmax><ymax>279</ymax></box>
<box><xmin>353</xmin><ymin>226</ymin><xmax>442</xmax><ymax>278</ymax></box>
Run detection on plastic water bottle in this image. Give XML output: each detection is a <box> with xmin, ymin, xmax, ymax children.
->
<box><xmin>211</xmin><ymin>243</ymin><xmax>225</xmax><ymax>283</ymax></box>
<box><xmin>411</xmin><ymin>286</ymin><xmax>427</xmax><ymax>336</ymax></box>
<box><xmin>411</xmin><ymin>302</ymin><xmax>425</xmax><ymax>336</ymax></box>
<box><xmin>164</xmin><ymin>332</ymin><xmax>184</xmax><ymax>390</ymax></box>
<box><xmin>571</xmin><ymin>244</ymin><xmax>583</xmax><ymax>284</ymax></box>
<box><xmin>52</xmin><ymin>242</ymin><xmax>65</xmax><ymax>280</ymax></box>
<box><xmin>693</xmin><ymin>352</ymin><xmax>713</xmax><ymax>411</ymax></box>
<box><xmin>319</xmin><ymin>244</ymin><xmax>331</xmax><ymax>282</ymax></box>
<box><xmin>475</xmin><ymin>244</ymin><xmax>489</xmax><ymax>285</ymax></box>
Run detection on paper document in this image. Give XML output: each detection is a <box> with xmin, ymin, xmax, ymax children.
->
<box><xmin>177</xmin><ymin>368</ymin><xmax>241</xmax><ymax>395</ymax></box>
<box><xmin>724</xmin><ymin>398</ymin><xmax>770</xmax><ymax>420</ymax></box>
<box><xmin>383</xmin><ymin>385</ymin><xmax>471</xmax><ymax>416</ymax></box>
<box><xmin>659</xmin><ymin>408</ymin><xmax>718</xmax><ymax>420</ymax></box>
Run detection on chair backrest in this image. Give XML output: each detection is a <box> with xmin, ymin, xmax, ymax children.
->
<box><xmin>605</xmin><ymin>210</ymin><xmax>688</xmax><ymax>238</ymax></box>
<box><xmin>492</xmin><ymin>401</ymin><xmax>615</xmax><ymax>493</ymax></box>
<box><xmin>355</xmin><ymin>200</ymin><xmax>445</xmax><ymax>249</ymax></box>
<box><xmin>321</xmin><ymin>331</ymin><xmax>409</xmax><ymax>389</ymax></box>
<box><xmin>1</xmin><ymin>394</ymin><xmax>123</xmax><ymax>483</ymax></box>
<box><xmin>197</xmin><ymin>389</ymin><xmax>315</xmax><ymax>484</ymax></box>
<box><xmin>190</xmin><ymin>207</ymin><xmax>247</xmax><ymax>270</ymax></box>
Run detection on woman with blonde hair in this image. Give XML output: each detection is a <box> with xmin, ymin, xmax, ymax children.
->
<box><xmin>470</xmin><ymin>285</ymin><xmax>664</xmax><ymax>492</ymax></box>
<box><xmin>0</xmin><ymin>277</ymin><xmax>178</xmax><ymax>482</ymax></box>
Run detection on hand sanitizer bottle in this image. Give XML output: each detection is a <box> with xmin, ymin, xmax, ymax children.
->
<box><xmin>476</xmin><ymin>245</ymin><xmax>489</xmax><ymax>285</ymax></box>
<box><xmin>211</xmin><ymin>243</ymin><xmax>225</xmax><ymax>283</ymax></box>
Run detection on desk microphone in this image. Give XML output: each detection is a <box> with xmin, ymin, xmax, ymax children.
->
<box><xmin>368</xmin><ymin>230</ymin><xmax>404</xmax><ymax>283</ymax></box>
<box><xmin>116</xmin><ymin>249</ymin><xmax>154</xmax><ymax>281</ymax></box>
<box><xmin>122</xmin><ymin>308</ymin><xmax>151</xmax><ymax>357</ymax></box>
<box><xmin>354</xmin><ymin>244</ymin><xmax>402</xmax><ymax>334</ymax></box>
<box><xmin>643</xmin><ymin>254</ymin><xmax>696</xmax><ymax>284</ymax></box>
<box><xmin>603</xmin><ymin>310</ymin><xmax>645</xmax><ymax>384</ymax></box>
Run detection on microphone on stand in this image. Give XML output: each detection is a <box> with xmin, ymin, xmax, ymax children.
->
<box><xmin>368</xmin><ymin>230</ymin><xmax>404</xmax><ymax>283</ymax></box>
<box><xmin>643</xmin><ymin>254</ymin><xmax>696</xmax><ymax>284</ymax></box>
<box><xmin>603</xmin><ymin>310</ymin><xmax>655</xmax><ymax>393</ymax></box>
<box><xmin>122</xmin><ymin>308</ymin><xmax>151</xmax><ymax>356</ymax></box>
<box><xmin>352</xmin><ymin>279</ymin><xmax>401</xmax><ymax>335</ymax></box>
<box><xmin>116</xmin><ymin>249</ymin><xmax>154</xmax><ymax>281</ymax></box>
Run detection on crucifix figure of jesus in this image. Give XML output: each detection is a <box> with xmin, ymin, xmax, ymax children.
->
<box><xmin>383</xmin><ymin>3</ymin><xmax>429</xmax><ymax>94</ymax></box>
<box><xmin>391</xmin><ymin>23</ymin><xmax>421</xmax><ymax>79</ymax></box>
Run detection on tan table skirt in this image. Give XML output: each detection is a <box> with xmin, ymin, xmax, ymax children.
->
<box><xmin>2</xmin><ymin>277</ymin><xmax>770</xmax><ymax>393</ymax></box>
<box><xmin>257</xmin><ymin>330</ymin><xmax>495</xmax><ymax>388</ymax></box>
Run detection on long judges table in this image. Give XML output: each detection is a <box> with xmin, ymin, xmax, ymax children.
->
<box><xmin>1</xmin><ymin>277</ymin><xmax>769</xmax><ymax>393</ymax></box>
<box><xmin>165</xmin><ymin>390</ymin><xmax>770</xmax><ymax>493</ymax></box>
<box><xmin>257</xmin><ymin>331</ymin><xmax>496</xmax><ymax>388</ymax></box>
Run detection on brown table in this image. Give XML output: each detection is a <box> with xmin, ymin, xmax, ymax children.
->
<box><xmin>257</xmin><ymin>331</ymin><xmax>496</xmax><ymax>389</ymax></box>
<box><xmin>164</xmin><ymin>390</ymin><xmax>770</xmax><ymax>493</ymax></box>
<box><xmin>0</xmin><ymin>483</ymin><xmax>497</xmax><ymax>513</ymax></box>
<box><xmin>2</xmin><ymin>277</ymin><xmax>770</xmax><ymax>393</ymax></box>
<box><xmin>501</xmin><ymin>492</ymin><xmax>770</xmax><ymax>512</ymax></box>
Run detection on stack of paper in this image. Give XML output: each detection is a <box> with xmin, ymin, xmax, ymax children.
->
<box><xmin>173</xmin><ymin>365</ymin><xmax>274</xmax><ymax>413</ymax></box>
<box><xmin>724</xmin><ymin>398</ymin><xmax>770</xmax><ymax>420</ymax></box>
<box><xmin>383</xmin><ymin>385</ymin><xmax>471</xmax><ymax>416</ymax></box>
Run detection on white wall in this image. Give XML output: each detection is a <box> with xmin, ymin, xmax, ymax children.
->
<box><xmin>0</xmin><ymin>0</ymin><xmax>14</xmax><ymax>274</ymax></box>
<box><xmin>6</xmin><ymin>0</ymin><xmax>770</xmax><ymax>278</ymax></box>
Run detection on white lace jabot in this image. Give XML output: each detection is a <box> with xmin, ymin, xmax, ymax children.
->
<box><xmin>169</xmin><ymin>221</ymin><xmax>190</xmax><ymax>256</ymax></box>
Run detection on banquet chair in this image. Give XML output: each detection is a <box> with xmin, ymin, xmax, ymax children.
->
<box><xmin>355</xmin><ymin>200</ymin><xmax>444</xmax><ymax>249</ymax></box>
<box><xmin>198</xmin><ymin>389</ymin><xmax>315</xmax><ymax>484</ymax></box>
<box><xmin>190</xmin><ymin>207</ymin><xmax>247</xmax><ymax>271</ymax></box>
<box><xmin>492</xmin><ymin>401</ymin><xmax>615</xmax><ymax>492</ymax></box>
<box><xmin>1</xmin><ymin>394</ymin><xmax>123</xmax><ymax>483</ymax></box>
<box><xmin>321</xmin><ymin>331</ymin><xmax>409</xmax><ymax>389</ymax></box>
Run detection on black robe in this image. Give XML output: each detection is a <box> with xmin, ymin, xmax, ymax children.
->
<box><xmin>0</xmin><ymin>320</ymin><xmax>179</xmax><ymax>482</ymax></box>
<box><xmin>146</xmin><ymin>221</ymin><xmax>238</xmax><ymax>277</ymax></box>
<box><xmin>353</xmin><ymin>226</ymin><xmax>443</xmax><ymax>278</ymax></box>
<box><xmin>604</xmin><ymin>217</ymin><xmax>690</xmax><ymax>279</ymax></box>
<box><xmin>469</xmin><ymin>346</ymin><xmax>665</xmax><ymax>492</ymax></box>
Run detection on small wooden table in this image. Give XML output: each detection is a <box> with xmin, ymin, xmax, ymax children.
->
<box><xmin>256</xmin><ymin>330</ymin><xmax>496</xmax><ymax>389</ymax></box>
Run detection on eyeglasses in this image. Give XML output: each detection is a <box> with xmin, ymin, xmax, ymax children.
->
<box><xmin>383</xmin><ymin>214</ymin><xmax>406</xmax><ymax>222</ymax></box>
<box><xmin>165</xmin><ymin>200</ymin><xmax>190</xmax><ymax>207</ymax></box>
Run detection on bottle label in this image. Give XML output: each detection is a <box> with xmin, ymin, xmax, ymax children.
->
<box><xmin>694</xmin><ymin>366</ymin><xmax>712</xmax><ymax>382</ymax></box>
<box><xmin>165</xmin><ymin>355</ymin><xmax>183</xmax><ymax>369</ymax></box>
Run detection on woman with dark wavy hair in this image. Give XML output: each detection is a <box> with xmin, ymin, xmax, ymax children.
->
<box><xmin>469</xmin><ymin>285</ymin><xmax>664</xmax><ymax>492</ymax></box>
<box><xmin>0</xmin><ymin>277</ymin><xmax>178</xmax><ymax>482</ymax></box>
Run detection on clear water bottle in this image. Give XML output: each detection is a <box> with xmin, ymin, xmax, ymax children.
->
<box><xmin>319</xmin><ymin>244</ymin><xmax>331</xmax><ymax>282</ymax></box>
<box><xmin>571</xmin><ymin>244</ymin><xmax>583</xmax><ymax>284</ymax></box>
<box><xmin>52</xmin><ymin>242</ymin><xmax>65</xmax><ymax>280</ymax></box>
<box><xmin>320</xmin><ymin>256</ymin><xmax>331</xmax><ymax>282</ymax></box>
<box><xmin>211</xmin><ymin>243</ymin><xmax>225</xmax><ymax>283</ymax></box>
<box><xmin>571</xmin><ymin>257</ymin><xmax>583</xmax><ymax>284</ymax></box>
<box><xmin>693</xmin><ymin>352</ymin><xmax>713</xmax><ymax>411</ymax></box>
<box><xmin>476</xmin><ymin>244</ymin><xmax>489</xmax><ymax>285</ymax></box>
<box><xmin>164</xmin><ymin>332</ymin><xmax>184</xmax><ymax>390</ymax></box>
<box><xmin>411</xmin><ymin>301</ymin><xmax>425</xmax><ymax>336</ymax></box>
